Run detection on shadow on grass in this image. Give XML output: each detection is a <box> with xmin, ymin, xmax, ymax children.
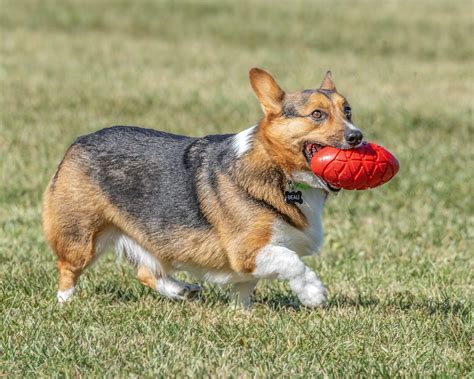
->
<box><xmin>254</xmin><ymin>291</ymin><xmax>470</xmax><ymax>318</ymax></box>
<box><xmin>254</xmin><ymin>292</ymin><xmax>301</xmax><ymax>311</ymax></box>
<box><xmin>91</xmin><ymin>281</ymin><xmax>230</xmax><ymax>306</ymax></box>
<box><xmin>90</xmin><ymin>283</ymin><xmax>469</xmax><ymax>319</ymax></box>
<box><xmin>327</xmin><ymin>293</ymin><xmax>469</xmax><ymax>319</ymax></box>
<box><xmin>92</xmin><ymin>283</ymin><xmax>153</xmax><ymax>303</ymax></box>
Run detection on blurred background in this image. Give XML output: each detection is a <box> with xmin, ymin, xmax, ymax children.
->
<box><xmin>1</xmin><ymin>0</ymin><xmax>472</xmax><ymax>376</ymax></box>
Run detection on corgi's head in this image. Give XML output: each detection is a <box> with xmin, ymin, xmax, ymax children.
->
<box><xmin>249</xmin><ymin>67</ymin><xmax>364</xmax><ymax>192</ymax></box>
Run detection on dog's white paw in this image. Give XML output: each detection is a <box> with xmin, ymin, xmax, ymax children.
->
<box><xmin>292</xmin><ymin>270</ymin><xmax>327</xmax><ymax>308</ymax></box>
<box><xmin>298</xmin><ymin>281</ymin><xmax>327</xmax><ymax>308</ymax></box>
<box><xmin>289</xmin><ymin>268</ymin><xmax>327</xmax><ymax>308</ymax></box>
<box><xmin>298</xmin><ymin>282</ymin><xmax>327</xmax><ymax>308</ymax></box>
<box><xmin>57</xmin><ymin>287</ymin><xmax>75</xmax><ymax>303</ymax></box>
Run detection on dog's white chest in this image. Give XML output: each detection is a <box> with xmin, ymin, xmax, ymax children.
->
<box><xmin>271</xmin><ymin>188</ymin><xmax>326</xmax><ymax>256</ymax></box>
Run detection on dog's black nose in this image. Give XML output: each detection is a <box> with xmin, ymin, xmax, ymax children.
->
<box><xmin>345</xmin><ymin>129</ymin><xmax>363</xmax><ymax>146</ymax></box>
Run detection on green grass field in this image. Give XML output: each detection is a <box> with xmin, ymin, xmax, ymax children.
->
<box><xmin>1</xmin><ymin>0</ymin><xmax>473</xmax><ymax>376</ymax></box>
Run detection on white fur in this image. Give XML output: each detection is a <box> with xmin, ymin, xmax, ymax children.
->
<box><xmin>57</xmin><ymin>287</ymin><xmax>75</xmax><ymax>303</ymax></box>
<box><xmin>95</xmin><ymin>227</ymin><xmax>161</xmax><ymax>276</ymax></box>
<box><xmin>233</xmin><ymin>125</ymin><xmax>257</xmax><ymax>157</ymax></box>
<box><xmin>172</xmin><ymin>262</ymin><xmax>252</xmax><ymax>285</ymax></box>
<box><xmin>93</xmin><ymin>227</ymin><xmax>118</xmax><ymax>263</ymax></box>
<box><xmin>297</xmin><ymin>186</ymin><xmax>326</xmax><ymax>254</ymax></box>
<box><xmin>254</xmin><ymin>246</ymin><xmax>306</xmax><ymax>280</ymax></box>
<box><xmin>114</xmin><ymin>232</ymin><xmax>163</xmax><ymax>276</ymax></box>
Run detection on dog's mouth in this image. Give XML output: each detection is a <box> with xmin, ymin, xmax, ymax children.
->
<box><xmin>303</xmin><ymin>142</ymin><xmax>324</xmax><ymax>162</ymax></box>
<box><xmin>302</xmin><ymin>142</ymin><xmax>341</xmax><ymax>193</ymax></box>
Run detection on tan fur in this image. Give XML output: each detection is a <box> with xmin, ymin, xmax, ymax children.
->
<box><xmin>196</xmin><ymin>170</ymin><xmax>274</xmax><ymax>273</ymax></box>
<box><xmin>136</xmin><ymin>266</ymin><xmax>158</xmax><ymax>290</ymax></box>
<box><xmin>249</xmin><ymin>68</ymin><xmax>285</xmax><ymax>116</ymax></box>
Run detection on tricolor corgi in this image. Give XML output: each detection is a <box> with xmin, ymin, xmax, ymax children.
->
<box><xmin>43</xmin><ymin>68</ymin><xmax>363</xmax><ymax>308</ymax></box>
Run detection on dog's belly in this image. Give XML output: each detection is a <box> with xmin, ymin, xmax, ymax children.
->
<box><xmin>172</xmin><ymin>262</ymin><xmax>253</xmax><ymax>285</ymax></box>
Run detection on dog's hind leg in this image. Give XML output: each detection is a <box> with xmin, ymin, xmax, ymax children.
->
<box><xmin>137</xmin><ymin>266</ymin><xmax>202</xmax><ymax>301</ymax></box>
<box><xmin>53</xmin><ymin>231</ymin><xmax>102</xmax><ymax>303</ymax></box>
<box><xmin>115</xmin><ymin>232</ymin><xmax>201</xmax><ymax>301</ymax></box>
<box><xmin>43</xmin><ymin>190</ymin><xmax>107</xmax><ymax>303</ymax></box>
<box><xmin>43</xmin><ymin>148</ymin><xmax>114</xmax><ymax>303</ymax></box>
<box><xmin>52</xmin><ymin>225</ymin><xmax>112</xmax><ymax>303</ymax></box>
<box><xmin>114</xmin><ymin>232</ymin><xmax>201</xmax><ymax>301</ymax></box>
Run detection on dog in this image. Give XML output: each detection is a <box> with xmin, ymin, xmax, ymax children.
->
<box><xmin>43</xmin><ymin>68</ymin><xmax>363</xmax><ymax>308</ymax></box>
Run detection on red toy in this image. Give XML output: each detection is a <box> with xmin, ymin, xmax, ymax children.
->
<box><xmin>311</xmin><ymin>142</ymin><xmax>399</xmax><ymax>190</ymax></box>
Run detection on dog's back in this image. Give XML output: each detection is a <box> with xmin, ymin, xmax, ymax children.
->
<box><xmin>71</xmin><ymin>125</ymin><xmax>232</xmax><ymax>231</ymax></box>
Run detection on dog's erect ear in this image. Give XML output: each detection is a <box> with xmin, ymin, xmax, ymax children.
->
<box><xmin>320</xmin><ymin>70</ymin><xmax>336</xmax><ymax>91</ymax></box>
<box><xmin>249</xmin><ymin>68</ymin><xmax>285</xmax><ymax>116</ymax></box>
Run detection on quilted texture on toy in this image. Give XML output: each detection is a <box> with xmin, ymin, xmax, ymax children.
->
<box><xmin>311</xmin><ymin>142</ymin><xmax>399</xmax><ymax>190</ymax></box>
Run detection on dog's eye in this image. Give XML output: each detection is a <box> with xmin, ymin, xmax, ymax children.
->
<box><xmin>344</xmin><ymin>107</ymin><xmax>352</xmax><ymax>120</ymax></box>
<box><xmin>311</xmin><ymin>110</ymin><xmax>326</xmax><ymax>121</ymax></box>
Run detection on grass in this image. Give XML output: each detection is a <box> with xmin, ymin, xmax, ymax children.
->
<box><xmin>0</xmin><ymin>0</ymin><xmax>472</xmax><ymax>376</ymax></box>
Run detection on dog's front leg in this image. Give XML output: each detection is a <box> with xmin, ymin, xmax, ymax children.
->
<box><xmin>231</xmin><ymin>281</ymin><xmax>258</xmax><ymax>309</ymax></box>
<box><xmin>253</xmin><ymin>246</ymin><xmax>327</xmax><ymax>307</ymax></box>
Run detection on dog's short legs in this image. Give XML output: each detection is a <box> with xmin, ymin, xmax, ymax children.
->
<box><xmin>137</xmin><ymin>266</ymin><xmax>201</xmax><ymax>301</ymax></box>
<box><xmin>253</xmin><ymin>246</ymin><xmax>327</xmax><ymax>307</ymax></box>
<box><xmin>232</xmin><ymin>281</ymin><xmax>258</xmax><ymax>309</ymax></box>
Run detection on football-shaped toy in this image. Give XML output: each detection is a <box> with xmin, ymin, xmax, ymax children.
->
<box><xmin>311</xmin><ymin>142</ymin><xmax>399</xmax><ymax>190</ymax></box>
